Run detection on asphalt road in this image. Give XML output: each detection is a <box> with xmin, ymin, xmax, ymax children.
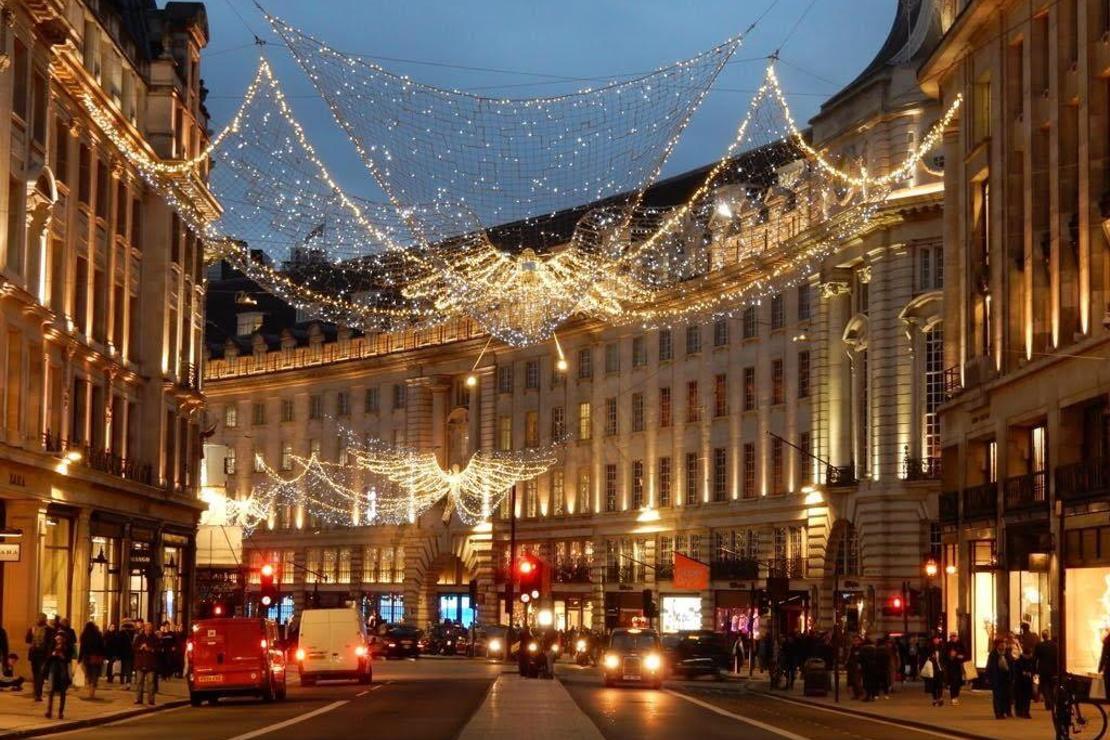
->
<box><xmin>45</xmin><ymin>660</ymin><xmax>968</xmax><ymax>740</ymax></box>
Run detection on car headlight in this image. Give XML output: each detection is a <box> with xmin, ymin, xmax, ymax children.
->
<box><xmin>644</xmin><ymin>653</ymin><xmax>662</xmax><ymax>671</ymax></box>
<box><xmin>527</xmin><ymin>642</ymin><xmax>538</xmax><ymax>653</ymax></box>
<box><xmin>551</xmin><ymin>644</ymin><xmax>560</xmax><ymax>654</ymax></box>
<box><xmin>295</xmin><ymin>648</ymin><xmax>305</xmax><ymax>662</ymax></box>
<box><xmin>489</xmin><ymin>638</ymin><xmax>502</xmax><ymax>652</ymax></box>
<box><xmin>576</xmin><ymin>639</ymin><xmax>586</xmax><ymax>652</ymax></box>
<box><xmin>388</xmin><ymin>642</ymin><xmax>397</xmax><ymax>648</ymax></box>
<box><xmin>603</xmin><ymin>653</ymin><xmax>620</xmax><ymax>670</ymax></box>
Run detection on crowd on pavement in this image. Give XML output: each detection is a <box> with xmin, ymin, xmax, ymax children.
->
<box><xmin>0</xmin><ymin>613</ymin><xmax>188</xmax><ymax>722</ymax></box>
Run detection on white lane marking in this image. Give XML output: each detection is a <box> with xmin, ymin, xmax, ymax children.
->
<box><xmin>756</xmin><ymin>692</ymin><xmax>966</xmax><ymax>740</ymax></box>
<box><xmin>49</xmin><ymin>705</ymin><xmax>192</xmax><ymax>736</ymax></box>
<box><xmin>225</xmin><ymin>700</ymin><xmax>348</xmax><ymax>740</ymax></box>
<box><xmin>665</xmin><ymin>689</ymin><xmax>809</xmax><ymax>740</ymax></box>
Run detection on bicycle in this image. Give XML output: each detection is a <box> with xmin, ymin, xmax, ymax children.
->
<box><xmin>1054</xmin><ymin>674</ymin><xmax>1107</xmax><ymax>740</ymax></box>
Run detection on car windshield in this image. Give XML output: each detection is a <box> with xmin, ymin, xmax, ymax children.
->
<box><xmin>387</xmin><ymin>627</ymin><xmax>419</xmax><ymax>637</ymax></box>
<box><xmin>610</xmin><ymin>632</ymin><xmax>659</xmax><ymax>652</ymax></box>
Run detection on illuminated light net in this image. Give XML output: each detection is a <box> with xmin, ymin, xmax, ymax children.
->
<box><xmin>252</xmin><ymin>429</ymin><xmax>560</xmax><ymax>527</ymax></box>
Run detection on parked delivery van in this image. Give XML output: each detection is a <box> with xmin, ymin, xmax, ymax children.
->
<box><xmin>295</xmin><ymin>607</ymin><xmax>372</xmax><ymax>685</ymax></box>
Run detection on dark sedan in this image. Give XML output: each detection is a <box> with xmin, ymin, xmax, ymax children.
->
<box><xmin>375</xmin><ymin>625</ymin><xmax>422</xmax><ymax>659</ymax></box>
<box><xmin>662</xmin><ymin>630</ymin><xmax>728</xmax><ymax>679</ymax></box>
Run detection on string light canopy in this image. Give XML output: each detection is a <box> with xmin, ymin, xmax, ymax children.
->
<box><xmin>252</xmin><ymin>429</ymin><xmax>560</xmax><ymax>527</ymax></box>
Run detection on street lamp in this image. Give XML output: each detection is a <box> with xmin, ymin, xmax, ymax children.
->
<box><xmin>923</xmin><ymin>557</ymin><xmax>939</xmax><ymax>636</ymax></box>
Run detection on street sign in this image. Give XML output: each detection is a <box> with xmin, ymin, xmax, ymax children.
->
<box><xmin>0</xmin><ymin>543</ymin><xmax>21</xmax><ymax>562</ymax></box>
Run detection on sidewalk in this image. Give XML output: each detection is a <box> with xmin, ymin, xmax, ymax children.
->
<box><xmin>458</xmin><ymin>673</ymin><xmax>603</xmax><ymax>740</ymax></box>
<box><xmin>741</xmin><ymin>670</ymin><xmax>1054</xmax><ymax>740</ymax></box>
<box><xmin>0</xmin><ymin>675</ymin><xmax>189</xmax><ymax>738</ymax></box>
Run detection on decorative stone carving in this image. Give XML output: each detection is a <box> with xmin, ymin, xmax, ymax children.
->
<box><xmin>820</xmin><ymin>280</ymin><xmax>850</xmax><ymax>299</ymax></box>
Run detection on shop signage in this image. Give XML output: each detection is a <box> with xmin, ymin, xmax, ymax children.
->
<box><xmin>0</xmin><ymin>543</ymin><xmax>21</xmax><ymax>562</ymax></box>
<box><xmin>673</xmin><ymin>553</ymin><xmax>709</xmax><ymax>591</ymax></box>
<box><xmin>129</xmin><ymin>542</ymin><xmax>153</xmax><ymax>570</ymax></box>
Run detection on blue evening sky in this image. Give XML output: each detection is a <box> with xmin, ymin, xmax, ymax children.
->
<box><xmin>199</xmin><ymin>0</ymin><xmax>898</xmax><ymax>201</ymax></box>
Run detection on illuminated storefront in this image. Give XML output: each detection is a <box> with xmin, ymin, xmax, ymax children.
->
<box><xmin>1064</xmin><ymin>524</ymin><xmax>1110</xmax><ymax>674</ymax></box>
<box><xmin>553</xmin><ymin>597</ymin><xmax>592</xmax><ymax>631</ymax></box>
<box><xmin>661</xmin><ymin>595</ymin><xmax>702</xmax><ymax>632</ymax></box>
<box><xmin>970</xmin><ymin>540</ymin><xmax>998</xmax><ymax>667</ymax></box>
<box><xmin>41</xmin><ymin>514</ymin><xmax>73</xmax><ymax>620</ymax></box>
<box><xmin>88</xmin><ymin>535</ymin><xmax>120</xmax><ymax>628</ymax></box>
<box><xmin>438</xmin><ymin>593</ymin><xmax>475</xmax><ymax>627</ymax></box>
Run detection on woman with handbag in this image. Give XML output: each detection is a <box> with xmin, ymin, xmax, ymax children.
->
<box><xmin>78</xmin><ymin>622</ymin><xmax>106</xmax><ymax>700</ymax></box>
<box><xmin>943</xmin><ymin>632</ymin><xmax>967</xmax><ymax>705</ymax></box>
<box><xmin>43</xmin><ymin>629</ymin><xmax>74</xmax><ymax>719</ymax></box>
<box><xmin>921</xmin><ymin>636</ymin><xmax>944</xmax><ymax>706</ymax></box>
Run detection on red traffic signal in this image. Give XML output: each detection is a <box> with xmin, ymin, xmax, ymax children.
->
<box><xmin>212</xmin><ymin>603</ymin><xmax>225</xmax><ymax>617</ymax></box>
<box><xmin>516</xmin><ymin>555</ymin><xmax>543</xmax><ymax>602</ymax></box>
<box><xmin>260</xmin><ymin>563</ymin><xmax>275</xmax><ymax>578</ymax></box>
<box><xmin>260</xmin><ymin>562</ymin><xmax>278</xmax><ymax>609</ymax></box>
<box><xmin>882</xmin><ymin>593</ymin><xmax>904</xmax><ymax>617</ymax></box>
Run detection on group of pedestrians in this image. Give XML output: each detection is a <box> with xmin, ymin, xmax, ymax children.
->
<box><xmin>7</xmin><ymin>613</ymin><xmax>187</xmax><ymax>721</ymax></box>
<box><xmin>845</xmin><ymin>634</ymin><xmax>902</xmax><ymax>701</ymax></box>
<box><xmin>981</xmin><ymin>625</ymin><xmax>1059</xmax><ymax>720</ymax></box>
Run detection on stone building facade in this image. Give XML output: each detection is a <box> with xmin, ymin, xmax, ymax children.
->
<box><xmin>921</xmin><ymin>0</ymin><xmax>1110</xmax><ymax>671</ymax></box>
<box><xmin>205</xmin><ymin>0</ymin><xmax>956</xmax><ymax>637</ymax></box>
<box><xmin>0</xmin><ymin>0</ymin><xmax>213</xmax><ymax>635</ymax></box>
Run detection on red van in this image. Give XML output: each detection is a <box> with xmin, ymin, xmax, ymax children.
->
<box><xmin>187</xmin><ymin>618</ymin><xmax>287</xmax><ymax>705</ymax></box>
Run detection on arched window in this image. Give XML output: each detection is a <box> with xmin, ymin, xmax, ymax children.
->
<box><xmin>923</xmin><ymin>325</ymin><xmax>944</xmax><ymax>459</ymax></box>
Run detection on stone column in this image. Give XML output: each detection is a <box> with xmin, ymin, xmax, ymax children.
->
<box><xmin>71</xmin><ymin>509</ymin><xmax>93</xmax><ymax>627</ymax></box>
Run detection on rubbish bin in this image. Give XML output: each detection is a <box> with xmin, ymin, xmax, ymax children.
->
<box><xmin>803</xmin><ymin>658</ymin><xmax>830</xmax><ymax>697</ymax></box>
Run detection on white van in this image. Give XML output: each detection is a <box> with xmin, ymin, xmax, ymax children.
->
<box><xmin>295</xmin><ymin>608</ymin><xmax>372</xmax><ymax>685</ymax></box>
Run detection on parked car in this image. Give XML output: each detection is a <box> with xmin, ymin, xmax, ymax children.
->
<box><xmin>472</xmin><ymin>626</ymin><xmax>509</xmax><ymax>659</ymax></box>
<box><xmin>601</xmin><ymin>628</ymin><xmax>664</xmax><ymax>689</ymax></box>
<box><xmin>661</xmin><ymin>630</ymin><xmax>728</xmax><ymax>679</ymax></box>
<box><xmin>295</xmin><ymin>607</ymin><xmax>372</xmax><ymax>685</ymax></box>
<box><xmin>187</xmin><ymin>617</ymin><xmax>287</xmax><ymax>705</ymax></box>
<box><xmin>375</xmin><ymin>625</ymin><xmax>422</xmax><ymax>659</ymax></box>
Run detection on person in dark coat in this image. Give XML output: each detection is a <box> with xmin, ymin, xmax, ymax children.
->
<box><xmin>44</xmin><ymin>629</ymin><xmax>74</xmax><ymax>720</ymax></box>
<box><xmin>25</xmin><ymin>613</ymin><xmax>54</xmax><ymax>701</ymax></box>
<box><xmin>1013</xmin><ymin>645</ymin><xmax>1035</xmax><ymax>718</ymax></box>
<box><xmin>943</xmin><ymin>632</ymin><xmax>967</xmax><ymax>705</ymax></box>
<box><xmin>118</xmin><ymin>621</ymin><xmax>136</xmax><ymax>689</ymax></box>
<box><xmin>985</xmin><ymin>638</ymin><xmax>1014</xmax><ymax>719</ymax></box>
<box><xmin>1033</xmin><ymin>631</ymin><xmax>1058</xmax><ymax>711</ymax></box>
<box><xmin>78</xmin><ymin>622</ymin><xmax>106</xmax><ymax>699</ymax></box>
<box><xmin>922</xmin><ymin>636</ymin><xmax>944</xmax><ymax>706</ymax></box>
<box><xmin>103</xmin><ymin>624</ymin><xmax>118</xmax><ymax>683</ymax></box>
<box><xmin>133</xmin><ymin>623</ymin><xmax>160</xmax><ymax>705</ymax></box>
<box><xmin>859</xmin><ymin>638</ymin><xmax>879</xmax><ymax>701</ymax></box>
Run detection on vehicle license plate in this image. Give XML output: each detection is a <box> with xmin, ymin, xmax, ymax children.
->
<box><xmin>623</xmin><ymin>673</ymin><xmax>640</xmax><ymax>681</ymax></box>
<box><xmin>198</xmin><ymin>674</ymin><xmax>222</xmax><ymax>684</ymax></box>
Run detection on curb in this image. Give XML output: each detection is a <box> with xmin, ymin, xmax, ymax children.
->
<box><xmin>746</xmin><ymin>688</ymin><xmax>993</xmax><ymax>740</ymax></box>
<box><xmin>1</xmin><ymin>699</ymin><xmax>190</xmax><ymax>739</ymax></box>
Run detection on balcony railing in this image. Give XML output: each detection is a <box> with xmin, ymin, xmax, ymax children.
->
<box><xmin>1004</xmin><ymin>470</ymin><xmax>1048</xmax><ymax>513</ymax></box>
<box><xmin>553</xmin><ymin>562</ymin><xmax>592</xmax><ymax>584</ymax></box>
<box><xmin>903</xmin><ymin>457</ymin><xmax>942</xmax><ymax>481</ymax></box>
<box><xmin>939</xmin><ymin>491</ymin><xmax>959</xmax><ymax>524</ymax></box>
<box><xmin>179</xmin><ymin>361</ymin><xmax>199</xmax><ymax>390</ymax></box>
<box><xmin>942</xmin><ymin>365</ymin><xmax>962</xmax><ymax>400</ymax></box>
<box><xmin>655</xmin><ymin>564</ymin><xmax>674</xmax><ymax>581</ymax></box>
<box><xmin>768</xmin><ymin>556</ymin><xmax>805</xmax><ymax>579</ymax></box>
<box><xmin>43</xmin><ymin>432</ymin><xmax>155</xmax><ymax>486</ymax></box>
<box><xmin>1055</xmin><ymin>459</ymin><xmax>1110</xmax><ymax>504</ymax></box>
<box><xmin>825</xmin><ymin>464</ymin><xmax>857</xmax><ymax>488</ymax></box>
<box><xmin>605</xmin><ymin>564</ymin><xmax>642</xmax><ymax>584</ymax></box>
<box><xmin>710</xmin><ymin>557</ymin><xmax>760</xmax><ymax>580</ymax></box>
<box><xmin>962</xmin><ymin>482</ymin><xmax>998</xmax><ymax>520</ymax></box>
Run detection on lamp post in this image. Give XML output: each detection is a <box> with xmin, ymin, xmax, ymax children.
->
<box><xmin>924</xmin><ymin>557</ymin><xmax>939</xmax><ymax>637</ymax></box>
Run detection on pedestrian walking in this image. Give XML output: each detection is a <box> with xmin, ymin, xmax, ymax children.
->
<box><xmin>133</xmin><ymin>622</ymin><xmax>160</xmax><ymax>705</ymax></box>
<box><xmin>1017</xmin><ymin>622</ymin><xmax>1039</xmax><ymax>657</ymax></box>
<box><xmin>846</xmin><ymin>636</ymin><xmax>864</xmax><ymax>700</ymax></box>
<box><xmin>1013</xmin><ymin>646</ymin><xmax>1035</xmax><ymax>718</ymax></box>
<box><xmin>921</xmin><ymin>636</ymin><xmax>944</xmax><ymax>706</ymax></box>
<box><xmin>25</xmin><ymin>612</ymin><xmax>54</xmax><ymax>702</ymax></box>
<box><xmin>943</xmin><ymin>632</ymin><xmax>966</xmax><ymax>705</ymax></box>
<box><xmin>119</xmin><ymin>620</ymin><xmax>136</xmax><ymax>689</ymax></box>
<box><xmin>859</xmin><ymin>638</ymin><xmax>879</xmax><ymax>701</ymax></box>
<box><xmin>78</xmin><ymin>621</ymin><xmax>106</xmax><ymax>699</ymax></box>
<box><xmin>1033</xmin><ymin>630</ymin><xmax>1058</xmax><ymax>711</ymax></box>
<box><xmin>103</xmin><ymin>624</ymin><xmax>118</xmax><ymax>683</ymax></box>
<box><xmin>43</xmin><ymin>629</ymin><xmax>74</xmax><ymax>719</ymax></box>
<box><xmin>985</xmin><ymin>638</ymin><xmax>1014</xmax><ymax>719</ymax></box>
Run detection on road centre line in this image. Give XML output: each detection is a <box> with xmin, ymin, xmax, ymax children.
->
<box><xmin>224</xmin><ymin>700</ymin><xmax>348</xmax><ymax>740</ymax></box>
<box><xmin>665</xmin><ymin>689</ymin><xmax>809</xmax><ymax>740</ymax></box>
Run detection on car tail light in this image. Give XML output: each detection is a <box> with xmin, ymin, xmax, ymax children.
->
<box><xmin>186</xmin><ymin>640</ymin><xmax>193</xmax><ymax>653</ymax></box>
<box><xmin>295</xmin><ymin>648</ymin><xmax>305</xmax><ymax>662</ymax></box>
<box><xmin>260</xmin><ymin>639</ymin><xmax>268</xmax><ymax>650</ymax></box>
<box><xmin>355</xmin><ymin>645</ymin><xmax>367</xmax><ymax>658</ymax></box>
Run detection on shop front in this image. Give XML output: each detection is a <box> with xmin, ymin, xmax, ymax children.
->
<box><xmin>969</xmin><ymin>539</ymin><xmax>998</xmax><ymax>667</ymax></box>
<box><xmin>660</xmin><ymin>594</ymin><xmax>702</xmax><ymax>633</ymax></box>
<box><xmin>552</xmin><ymin>595</ymin><xmax>592</xmax><ymax>631</ymax></box>
<box><xmin>359</xmin><ymin>591</ymin><xmax>405</xmax><ymax>625</ymax></box>
<box><xmin>1005</xmin><ymin>523</ymin><xmax>1053</xmax><ymax>639</ymax></box>
<box><xmin>88</xmin><ymin>515</ymin><xmax>124</xmax><ymax>628</ymax></box>
<box><xmin>714</xmin><ymin>590</ymin><xmax>756</xmax><ymax>637</ymax></box>
<box><xmin>1064</xmin><ymin>523</ymin><xmax>1110</xmax><ymax>674</ymax></box>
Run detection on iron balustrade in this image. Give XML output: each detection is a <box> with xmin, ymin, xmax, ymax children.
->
<box><xmin>903</xmin><ymin>457</ymin><xmax>942</xmax><ymax>481</ymax></box>
<box><xmin>1055</xmin><ymin>459</ymin><xmax>1110</xmax><ymax>504</ymax></box>
<box><xmin>1004</xmin><ymin>470</ymin><xmax>1048</xmax><ymax>512</ymax></box>
<box><xmin>962</xmin><ymin>482</ymin><xmax>998</xmax><ymax>520</ymax></box>
<box><xmin>939</xmin><ymin>490</ymin><xmax>960</xmax><ymax>524</ymax></box>
<box><xmin>825</xmin><ymin>464</ymin><xmax>857</xmax><ymax>487</ymax></box>
<box><xmin>42</xmin><ymin>431</ymin><xmax>155</xmax><ymax>486</ymax></box>
<box><xmin>768</xmin><ymin>556</ymin><xmax>806</xmax><ymax>579</ymax></box>
<box><xmin>553</xmin><ymin>561</ymin><xmax>592</xmax><ymax>584</ymax></box>
<box><xmin>942</xmin><ymin>365</ymin><xmax>962</xmax><ymax>400</ymax></box>
<box><xmin>710</xmin><ymin>556</ymin><xmax>760</xmax><ymax>580</ymax></box>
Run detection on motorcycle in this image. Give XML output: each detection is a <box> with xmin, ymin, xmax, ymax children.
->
<box><xmin>524</xmin><ymin>638</ymin><xmax>558</xmax><ymax>679</ymax></box>
<box><xmin>575</xmin><ymin>637</ymin><xmax>593</xmax><ymax>666</ymax></box>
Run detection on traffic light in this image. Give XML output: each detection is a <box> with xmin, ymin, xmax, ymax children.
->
<box><xmin>260</xmin><ymin>562</ymin><xmax>278</xmax><ymax>610</ymax></box>
<box><xmin>882</xmin><ymin>593</ymin><xmax>904</xmax><ymax>617</ymax></box>
<box><xmin>199</xmin><ymin>601</ymin><xmax>226</xmax><ymax>618</ymax></box>
<box><xmin>642</xmin><ymin>589</ymin><xmax>657</xmax><ymax>620</ymax></box>
<box><xmin>517</xmin><ymin>555</ymin><xmax>542</xmax><ymax>603</ymax></box>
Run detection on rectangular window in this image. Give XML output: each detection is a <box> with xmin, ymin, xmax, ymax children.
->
<box><xmin>713</xmin><ymin>448</ymin><xmax>727</xmax><ymax>502</ymax></box>
<box><xmin>524</xmin><ymin>359</ymin><xmax>540</xmax><ymax>390</ymax></box>
<box><xmin>252</xmin><ymin>402</ymin><xmax>265</xmax><ymax>426</ymax></box>
<box><xmin>797</xmin><ymin>351</ymin><xmax>810</xmax><ymax>399</ymax></box>
<box><xmin>713</xmin><ymin>318</ymin><xmax>729</xmax><ymax>347</ymax></box>
<box><xmin>551</xmin><ymin>406</ymin><xmax>565</xmax><ymax>440</ymax></box>
<box><xmin>31</xmin><ymin>71</ymin><xmax>46</xmax><ymax>147</ymax></box>
<box><xmin>12</xmin><ymin>38</ymin><xmax>27</xmax><ymax>120</ymax></box>
<box><xmin>685</xmin><ymin>325</ymin><xmax>701</xmax><ymax>355</ymax></box>
<box><xmin>551</xmin><ymin>470</ymin><xmax>565</xmax><ymax>516</ymax></box>
<box><xmin>363</xmin><ymin>547</ymin><xmax>380</xmax><ymax>583</ymax></box>
<box><xmin>336</xmin><ymin>391</ymin><xmax>351</xmax><ymax>416</ymax></box>
<box><xmin>714</xmin><ymin>374</ymin><xmax>728</xmax><ymax>417</ymax></box>
<box><xmin>743</xmin><ymin>443</ymin><xmax>757</xmax><ymax>498</ymax></box>
<box><xmin>309</xmin><ymin>395</ymin><xmax>323</xmax><ymax>420</ymax></box>
<box><xmin>280</xmin><ymin>398</ymin><xmax>294</xmax><ymax>423</ymax></box>
<box><xmin>497</xmin><ymin>365</ymin><xmax>514</xmax><ymax>393</ymax></box>
<box><xmin>224</xmin><ymin>448</ymin><xmax>237</xmax><ymax>475</ymax></box>
<box><xmin>771</xmin><ymin>359</ymin><xmax>784</xmax><ymax>404</ymax></box>
<box><xmin>95</xmin><ymin>158</ymin><xmax>109</xmax><ymax>220</ymax></box>
<box><xmin>605</xmin><ymin>342</ymin><xmax>620</xmax><ymax>373</ymax></box>
<box><xmin>631</xmin><ymin>392</ymin><xmax>644</xmax><ymax>432</ymax></box>
<box><xmin>577</xmin><ymin>348</ymin><xmax>592</xmax><ymax>379</ymax></box>
<box><xmin>498</xmin><ymin>416</ymin><xmax>512</xmax><ymax>451</ymax></box>
<box><xmin>525</xmin><ymin>479</ymin><xmax>539</xmax><ymax>518</ymax></box>
<box><xmin>364</xmin><ymin>386</ymin><xmax>379</xmax><ymax>413</ymax></box>
<box><xmin>224</xmin><ymin>405</ymin><xmax>238</xmax><ymax>429</ymax></box>
<box><xmin>524</xmin><ymin>410</ymin><xmax>539</xmax><ymax>448</ymax></box>
<box><xmin>919</xmin><ymin>243</ymin><xmax>943</xmax><ymax>291</ymax></box>
<box><xmin>742</xmin><ymin>306</ymin><xmax>757</xmax><ymax>339</ymax></box>
<box><xmin>577</xmin><ymin>469</ymin><xmax>591</xmax><ymax>514</ymax></box>
<box><xmin>5</xmin><ymin>177</ymin><xmax>24</xmax><ymax>274</ymax></box>
<box><xmin>253</xmin><ymin>448</ymin><xmax>265</xmax><ymax>473</ymax></box>
<box><xmin>578</xmin><ymin>402</ymin><xmax>592</xmax><ymax>440</ymax></box>
<box><xmin>658</xmin><ymin>329</ymin><xmax>672</xmax><ymax>361</ymax></box>
<box><xmin>685</xmin><ymin>452</ymin><xmax>699</xmax><ymax>505</ymax></box>
<box><xmin>130</xmin><ymin>198</ymin><xmax>141</xmax><ymax>249</ymax></box>
<box><xmin>337</xmin><ymin>548</ymin><xmax>352</xmax><ymax>583</ymax></box>
<box><xmin>771</xmin><ymin>437</ymin><xmax>784</xmax><ymax>494</ymax></box>
<box><xmin>771</xmin><ymin>293</ymin><xmax>785</xmax><ymax>330</ymax></box>
<box><xmin>54</xmin><ymin>116</ymin><xmax>69</xmax><ymax>181</ymax></box>
<box><xmin>743</xmin><ymin>366</ymin><xmax>756</xmax><ymax>411</ymax></box>
<box><xmin>797</xmin><ymin>283</ymin><xmax>812</xmax><ymax>322</ymax></box>
<box><xmin>78</xmin><ymin>144</ymin><xmax>92</xmax><ymax>205</ymax></box>
<box><xmin>659</xmin><ymin>387</ymin><xmax>672</xmax><ymax>427</ymax></box>
<box><xmin>923</xmin><ymin>327</ymin><xmax>944</xmax><ymax>458</ymax></box>
<box><xmin>799</xmin><ymin>431</ymin><xmax>812</xmax><ymax>485</ymax></box>
<box><xmin>604</xmin><ymin>397</ymin><xmax>618</xmax><ymax>436</ymax></box>
<box><xmin>605</xmin><ymin>463</ymin><xmax>618</xmax><ymax>512</ymax></box>
<box><xmin>632</xmin><ymin>336</ymin><xmax>646</xmax><ymax>367</ymax></box>
<box><xmin>658</xmin><ymin>456</ymin><xmax>672</xmax><ymax>507</ymax></box>
<box><xmin>392</xmin><ymin>383</ymin><xmax>406</xmax><ymax>410</ymax></box>
<box><xmin>631</xmin><ymin>460</ymin><xmax>644</xmax><ymax>509</ymax></box>
<box><xmin>686</xmin><ymin>381</ymin><xmax>700</xmax><ymax>423</ymax></box>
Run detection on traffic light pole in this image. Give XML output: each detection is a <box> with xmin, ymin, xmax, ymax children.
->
<box><xmin>506</xmin><ymin>484</ymin><xmax>517</xmax><ymax>634</ymax></box>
